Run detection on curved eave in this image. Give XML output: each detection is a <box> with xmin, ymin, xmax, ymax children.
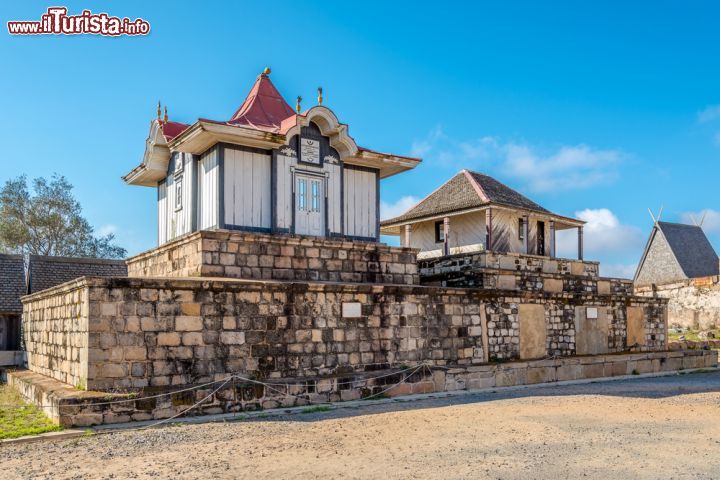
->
<box><xmin>168</xmin><ymin>120</ymin><xmax>285</xmax><ymax>154</ymax></box>
<box><xmin>347</xmin><ymin>148</ymin><xmax>422</xmax><ymax>179</ymax></box>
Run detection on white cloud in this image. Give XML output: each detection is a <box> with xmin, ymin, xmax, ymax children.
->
<box><xmin>680</xmin><ymin>209</ymin><xmax>720</xmax><ymax>234</ymax></box>
<box><xmin>410</xmin><ymin>126</ymin><xmax>446</xmax><ymax>157</ymax></box>
<box><xmin>410</xmin><ymin>126</ymin><xmax>625</xmax><ymax>192</ymax></box>
<box><xmin>501</xmin><ymin>143</ymin><xmax>623</xmax><ymax>193</ymax></box>
<box><xmin>380</xmin><ymin>196</ymin><xmax>420</xmax><ymax>220</ymax></box>
<box><xmin>556</xmin><ymin>208</ymin><xmax>644</xmax><ymax>270</ymax></box>
<box><xmin>698</xmin><ymin>104</ymin><xmax>720</xmax><ymax>123</ymax></box>
<box><xmin>97</xmin><ymin>224</ymin><xmax>118</xmax><ymax>237</ymax></box>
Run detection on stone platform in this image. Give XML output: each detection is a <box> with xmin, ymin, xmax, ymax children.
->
<box><xmin>8</xmin><ymin>349</ymin><xmax>717</xmax><ymax>427</ymax></box>
<box><xmin>419</xmin><ymin>251</ymin><xmax>629</xmax><ymax>294</ymax></box>
<box><xmin>126</xmin><ymin>230</ymin><xmax>419</xmax><ymax>285</ymax></box>
<box><xmin>22</xmin><ymin>275</ymin><xmax>668</xmax><ymax>392</ymax></box>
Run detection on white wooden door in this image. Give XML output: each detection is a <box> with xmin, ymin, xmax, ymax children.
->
<box><xmin>295</xmin><ymin>174</ymin><xmax>324</xmax><ymax>236</ymax></box>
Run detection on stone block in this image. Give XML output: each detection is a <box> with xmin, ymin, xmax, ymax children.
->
<box><xmin>543</xmin><ymin>278</ymin><xmax>563</xmax><ymax>293</ymax></box>
<box><xmin>157</xmin><ymin>332</ymin><xmax>181</xmax><ymax>347</ymax></box>
<box><xmin>175</xmin><ymin>316</ymin><xmax>203</xmax><ymax>331</ymax></box>
<box><xmin>123</xmin><ymin>347</ymin><xmax>147</xmax><ymax>361</ymax></box>
<box><xmin>220</xmin><ymin>332</ymin><xmax>245</xmax><ymax>345</ymax></box>
<box><xmin>181</xmin><ymin>303</ymin><xmax>202</xmax><ymax>316</ymax></box>
<box><xmin>497</xmin><ymin>275</ymin><xmax>517</xmax><ymax>290</ymax></box>
<box><xmin>526</xmin><ymin>366</ymin><xmax>555</xmax><ymax>384</ymax></box>
<box><xmin>519</xmin><ymin>304</ymin><xmax>546</xmax><ymax>360</ymax></box>
<box><xmin>182</xmin><ymin>332</ymin><xmax>204</xmax><ymax>346</ymax></box>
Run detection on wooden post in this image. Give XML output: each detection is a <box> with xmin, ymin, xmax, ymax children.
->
<box><xmin>443</xmin><ymin>216</ymin><xmax>450</xmax><ymax>256</ymax></box>
<box><xmin>549</xmin><ymin>220</ymin><xmax>556</xmax><ymax>258</ymax></box>
<box><xmin>523</xmin><ymin>215</ymin><xmax>529</xmax><ymax>254</ymax></box>
<box><xmin>485</xmin><ymin>208</ymin><xmax>493</xmax><ymax>251</ymax></box>
<box><xmin>578</xmin><ymin>226</ymin><xmax>584</xmax><ymax>261</ymax></box>
<box><xmin>404</xmin><ymin>224</ymin><xmax>412</xmax><ymax>248</ymax></box>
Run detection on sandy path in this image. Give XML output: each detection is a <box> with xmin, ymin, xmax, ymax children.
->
<box><xmin>2</xmin><ymin>372</ymin><xmax>719</xmax><ymax>479</ymax></box>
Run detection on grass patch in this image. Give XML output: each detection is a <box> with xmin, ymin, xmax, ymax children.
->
<box><xmin>300</xmin><ymin>405</ymin><xmax>332</xmax><ymax>414</ymax></box>
<box><xmin>0</xmin><ymin>384</ymin><xmax>62</xmax><ymax>440</ymax></box>
<box><xmin>668</xmin><ymin>328</ymin><xmax>720</xmax><ymax>343</ymax></box>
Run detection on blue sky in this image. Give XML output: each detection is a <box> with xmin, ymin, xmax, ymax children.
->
<box><xmin>2</xmin><ymin>1</ymin><xmax>720</xmax><ymax>277</ymax></box>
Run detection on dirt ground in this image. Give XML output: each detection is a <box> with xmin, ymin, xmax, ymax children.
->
<box><xmin>2</xmin><ymin>372</ymin><xmax>720</xmax><ymax>480</ymax></box>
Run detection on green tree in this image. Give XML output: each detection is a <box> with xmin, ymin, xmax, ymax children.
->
<box><xmin>0</xmin><ymin>174</ymin><xmax>126</xmax><ymax>259</ymax></box>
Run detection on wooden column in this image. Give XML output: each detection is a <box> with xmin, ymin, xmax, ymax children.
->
<box><xmin>578</xmin><ymin>226</ymin><xmax>584</xmax><ymax>261</ymax></box>
<box><xmin>549</xmin><ymin>220</ymin><xmax>556</xmax><ymax>258</ymax></box>
<box><xmin>443</xmin><ymin>216</ymin><xmax>450</xmax><ymax>256</ymax></box>
<box><xmin>485</xmin><ymin>208</ymin><xmax>493</xmax><ymax>251</ymax></box>
<box><xmin>404</xmin><ymin>224</ymin><xmax>412</xmax><ymax>248</ymax></box>
<box><xmin>523</xmin><ymin>215</ymin><xmax>530</xmax><ymax>254</ymax></box>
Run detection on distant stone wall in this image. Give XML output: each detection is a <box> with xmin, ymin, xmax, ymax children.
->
<box><xmin>419</xmin><ymin>251</ymin><xmax>627</xmax><ymax>295</ymax></box>
<box><xmin>635</xmin><ymin>276</ymin><xmax>720</xmax><ymax>330</ymax></box>
<box><xmin>22</xmin><ymin>284</ymin><xmax>88</xmax><ymax>387</ymax></box>
<box><xmin>22</xmin><ymin>276</ymin><xmax>668</xmax><ymax>391</ymax></box>
<box><xmin>127</xmin><ymin>230</ymin><xmax>419</xmax><ymax>285</ymax></box>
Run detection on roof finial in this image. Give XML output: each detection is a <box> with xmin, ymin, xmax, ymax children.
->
<box><xmin>317</xmin><ymin>87</ymin><xmax>323</xmax><ymax>105</ymax></box>
<box><xmin>296</xmin><ymin>95</ymin><xmax>302</xmax><ymax>113</ymax></box>
<box><xmin>157</xmin><ymin>101</ymin><xmax>162</xmax><ymax>121</ymax></box>
<box><xmin>262</xmin><ymin>66</ymin><xmax>271</xmax><ymax>75</ymax></box>
<box><xmin>163</xmin><ymin>106</ymin><xmax>168</xmax><ymax>123</ymax></box>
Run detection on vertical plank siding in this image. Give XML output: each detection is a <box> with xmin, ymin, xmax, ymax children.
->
<box><xmin>199</xmin><ymin>148</ymin><xmax>219</xmax><ymax>230</ymax></box>
<box><xmin>343</xmin><ymin>167</ymin><xmax>378</xmax><ymax>239</ymax></box>
<box><xmin>326</xmin><ymin>163</ymin><xmax>342</xmax><ymax>235</ymax></box>
<box><xmin>223</xmin><ymin>146</ymin><xmax>271</xmax><ymax>229</ymax></box>
<box><xmin>162</xmin><ymin>153</ymin><xmax>196</xmax><ymax>243</ymax></box>
<box><xmin>157</xmin><ymin>181</ymin><xmax>167</xmax><ymax>245</ymax></box>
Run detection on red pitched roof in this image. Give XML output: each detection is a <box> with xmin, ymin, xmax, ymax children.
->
<box><xmin>160</xmin><ymin>120</ymin><xmax>190</xmax><ymax>141</ymax></box>
<box><xmin>227</xmin><ymin>73</ymin><xmax>296</xmax><ymax>132</ymax></box>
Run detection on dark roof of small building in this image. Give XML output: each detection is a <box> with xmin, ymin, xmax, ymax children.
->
<box><xmin>381</xmin><ymin>170</ymin><xmax>569</xmax><ymax>226</ymax></box>
<box><xmin>636</xmin><ymin>221</ymin><xmax>719</xmax><ymax>281</ymax></box>
<box><xmin>28</xmin><ymin>255</ymin><xmax>128</xmax><ymax>294</ymax></box>
<box><xmin>0</xmin><ymin>254</ymin><xmax>25</xmax><ymax>314</ymax></box>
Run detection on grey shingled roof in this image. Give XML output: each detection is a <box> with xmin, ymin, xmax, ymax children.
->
<box><xmin>381</xmin><ymin>170</ymin><xmax>551</xmax><ymax>226</ymax></box>
<box><xmin>0</xmin><ymin>254</ymin><xmax>25</xmax><ymax>314</ymax></box>
<box><xmin>28</xmin><ymin>255</ymin><xmax>128</xmax><ymax>294</ymax></box>
<box><xmin>658</xmin><ymin>222</ymin><xmax>719</xmax><ymax>278</ymax></box>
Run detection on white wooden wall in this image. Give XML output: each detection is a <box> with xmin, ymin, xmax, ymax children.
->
<box><xmin>199</xmin><ymin>147</ymin><xmax>219</xmax><ymax>230</ymax></box>
<box><xmin>157</xmin><ymin>181</ymin><xmax>168</xmax><ymax>245</ymax></box>
<box><xmin>326</xmin><ymin>162</ymin><xmax>342</xmax><ymax>235</ymax></box>
<box><xmin>405</xmin><ymin>211</ymin><xmax>486</xmax><ymax>251</ymax></box>
<box><xmin>344</xmin><ymin>168</ymin><xmax>377</xmax><ymax>239</ymax></box>
<box><xmin>161</xmin><ymin>153</ymin><xmax>195</xmax><ymax>243</ymax></box>
<box><xmin>275</xmin><ymin>153</ymin><xmax>294</xmax><ymax>231</ymax></box>
<box><xmin>405</xmin><ymin>209</ymin><xmax>552</xmax><ymax>255</ymax></box>
<box><xmin>223</xmin><ymin>147</ymin><xmax>271</xmax><ymax>229</ymax></box>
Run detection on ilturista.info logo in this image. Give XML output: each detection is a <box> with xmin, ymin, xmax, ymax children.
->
<box><xmin>7</xmin><ymin>7</ymin><xmax>150</xmax><ymax>36</ymax></box>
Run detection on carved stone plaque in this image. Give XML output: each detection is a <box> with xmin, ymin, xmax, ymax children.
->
<box><xmin>300</xmin><ymin>138</ymin><xmax>320</xmax><ymax>164</ymax></box>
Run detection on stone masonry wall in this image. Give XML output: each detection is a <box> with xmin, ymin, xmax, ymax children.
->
<box><xmin>24</xmin><ymin>277</ymin><xmax>486</xmax><ymax>390</ymax></box>
<box><xmin>10</xmin><ymin>349</ymin><xmax>716</xmax><ymax>427</ymax></box>
<box><xmin>635</xmin><ymin>276</ymin><xmax>720</xmax><ymax>330</ymax></box>
<box><xmin>23</xmin><ymin>285</ymin><xmax>89</xmax><ymax>388</ymax></box>
<box><xmin>126</xmin><ymin>230</ymin><xmax>419</xmax><ymax>285</ymax></box>
<box><xmin>483</xmin><ymin>296</ymin><xmax>665</xmax><ymax>361</ymax></box>
<box><xmin>419</xmin><ymin>251</ymin><xmax>630</xmax><ymax>295</ymax></box>
<box><xmin>22</xmin><ymin>276</ymin><xmax>668</xmax><ymax>391</ymax></box>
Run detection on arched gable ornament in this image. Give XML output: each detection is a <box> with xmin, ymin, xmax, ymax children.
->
<box><xmin>282</xmin><ymin>106</ymin><xmax>358</xmax><ymax>159</ymax></box>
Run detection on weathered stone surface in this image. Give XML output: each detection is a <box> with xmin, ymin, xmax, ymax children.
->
<box><xmin>126</xmin><ymin>230</ymin><xmax>419</xmax><ymax>286</ymax></box>
<box><xmin>519</xmin><ymin>304</ymin><xmax>546</xmax><ymax>360</ymax></box>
